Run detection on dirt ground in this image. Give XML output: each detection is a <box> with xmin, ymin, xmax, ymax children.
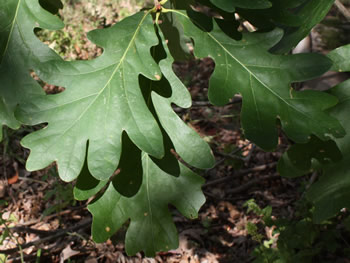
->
<box><xmin>1</xmin><ymin>1</ymin><xmax>350</xmax><ymax>262</ymax></box>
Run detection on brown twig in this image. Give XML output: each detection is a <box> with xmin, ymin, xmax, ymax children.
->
<box><xmin>191</xmin><ymin>96</ymin><xmax>242</xmax><ymax>108</ymax></box>
<box><xmin>227</xmin><ymin>174</ymin><xmax>280</xmax><ymax>195</ymax></box>
<box><xmin>335</xmin><ymin>0</ymin><xmax>350</xmax><ymax>21</ymax></box>
<box><xmin>203</xmin><ymin>162</ymin><xmax>277</xmax><ymax>188</ymax></box>
<box><xmin>0</xmin><ymin>218</ymin><xmax>92</xmax><ymax>255</ymax></box>
<box><xmin>205</xmin><ymin>143</ymin><xmax>252</xmax><ymax>174</ymax></box>
<box><xmin>0</xmin><ymin>205</ymin><xmax>87</xmax><ymax>231</ymax></box>
<box><xmin>173</xmin><ymin>97</ymin><xmax>242</xmax><ymax>113</ymax></box>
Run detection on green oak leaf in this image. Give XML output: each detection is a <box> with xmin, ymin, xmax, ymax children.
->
<box><xmin>237</xmin><ymin>0</ymin><xmax>334</xmax><ymax>53</ymax></box>
<box><xmin>306</xmin><ymin>45</ymin><xmax>350</xmax><ymax>222</ymax></box>
<box><xmin>16</xmin><ymin>11</ymin><xmax>164</xmax><ymax>182</ymax></box>
<box><xmin>271</xmin><ymin>0</ymin><xmax>335</xmax><ymax>54</ymax></box>
<box><xmin>328</xmin><ymin>44</ymin><xmax>350</xmax><ymax>72</ymax></box>
<box><xmin>209</xmin><ymin>0</ymin><xmax>272</xmax><ymax>12</ymax></box>
<box><xmin>152</xmin><ymin>27</ymin><xmax>215</xmax><ymax>169</ymax></box>
<box><xmin>88</xmin><ymin>153</ymin><xmax>205</xmax><ymax>257</ymax></box>
<box><xmin>159</xmin><ymin>2</ymin><xmax>192</xmax><ymax>61</ymax></box>
<box><xmin>307</xmin><ymin>80</ymin><xmax>350</xmax><ymax>222</ymax></box>
<box><xmin>76</xmin><ymin>131</ymin><xmax>148</xmax><ymax>200</ymax></box>
<box><xmin>278</xmin><ymin>45</ymin><xmax>350</xmax><ymax>179</ymax></box>
<box><xmin>0</xmin><ymin>0</ymin><xmax>63</xmax><ymax>140</ymax></box>
<box><xmin>277</xmin><ymin>136</ymin><xmax>342</xmax><ymax>178</ymax></box>
<box><xmin>173</xmin><ymin>10</ymin><xmax>344</xmax><ymax>150</ymax></box>
<box><xmin>237</xmin><ymin>0</ymin><xmax>308</xmax><ymax>30</ymax></box>
<box><xmin>74</xmin><ymin>130</ymin><xmax>182</xmax><ymax>201</ymax></box>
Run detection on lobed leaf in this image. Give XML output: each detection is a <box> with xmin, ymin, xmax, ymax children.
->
<box><xmin>236</xmin><ymin>0</ymin><xmax>334</xmax><ymax>53</ymax></box>
<box><xmin>279</xmin><ymin>44</ymin><xmax>350</xmax><ymax>221</ymax></box>
<box><xmin>237</xmin><ymin>0</ymin><xmax>308</xmax><ymax>30</ymax></box>
<box><xmin>307</xmin><ymin>80</ymin><xmax>350</xmax><ymax>222</ymax></box>
<box><xmin>277</xmin><ymin>136</ymin><xmax>342</xmax><ymax>178</ymax></box>
<box><xmin>17</xmin><ymin>12</ymin><xmax>165</xmax><ymax>182</ymax></box>
<box><xmin>306</xmin><ymin>45</ymin><xmax>350</xmax><ymax>222</ymax></box>
<box><xmin>88</xmin><ymin>153</ymin><xmax>205</xmax><ymax>257</ymax></box>
<box><xmin>152</xmin><ymin>27</ymin><xmax>215</xmax><ymax>169</ymax></box>
<box><xmin>271</xmin><ymin>0</ymin><xmax>335</xmax><ymax>54</ymax></box>
<box><xmin>173</xmin><ymin>10</ymin><xmax>344</xmax><ymax>150</ymax></box>
<box><xmin>0</xmin><ymin>0</ymin><xmax>63</xmax><ymax>140</ymax></box>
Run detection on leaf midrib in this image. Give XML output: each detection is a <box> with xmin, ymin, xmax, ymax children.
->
<box><xmin>172</xmin><ymin>10</ymin><xmax>323</xmax><ymax>124</ymax></box>
<box><xmin>42</xmin><ymin>11</ymin><xmax>151</xmax><ymax>159</ymax></box>
<box><xmin>144</xmin><ymin>154</ymin><xmax>156</xmax><ymax>254</ymax></box>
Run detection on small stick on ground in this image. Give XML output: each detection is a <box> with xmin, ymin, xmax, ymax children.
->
<box><xmin>0</xmin><ymin>218</ymin><xmax>92</xmax><ymax>255</ymax></box>
<box><xmin>204</xmin><ymin>162</ymin><xmax>277</xmax><ymax>188</ymax></box>
<box><xmin>227</xmin><ymin>174</ymin><xmax>280</xmax><ymax>195</ymax></box>
<box><xmin>335</xmin><ymin>0</ymin><xmax>350</xmax><ymax>21</ymax></box>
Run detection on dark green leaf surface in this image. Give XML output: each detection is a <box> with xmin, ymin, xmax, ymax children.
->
<box><xmin>88</xmin><ymin>153</ymin><xmax>205</xmax><ymax>256</ymax></box>
<box><xmin>278</xmin><ymin>136</ymin><xmax>342</xmax><ymax>178</ymax></box>
<box><xmin>210</xmin><ymin>0</ymin><xmax>272</xmax><ymax>12</ymax></box>
<box><xmin>0</xmin><ymin>0</ymin><xmax>63</xmax><ymax>140</ymax></box>
<box><xmin>174</xmin><ymin>11</ymin><xmax>344</xmax><ymax>150</ymax></box>
<box><xmin>159</xmin><ymin>3</ymin><xmax>192</xmax><ymax>61</ymax></box>
<box><xmin>307</xmin><ymin>80</ymin><xmax>350</xmax><ymax>222</ymax></box>
<box><xmin>271</xmin><ymin>0</ymin><xmax>335</xmax><ymax>54</ymax></box>
<box><xmin>17</xmin><ymin>12</ymin><xmax>165</xmax><ymax>182</ymax></box>
<box><xmin>307</xmin><ymin>45</ymin><xmax>350</xmax><ymax>222</ymax></box>
<box><xmin>237</xmin><ymin>0</ymin><xmax>308</xmax><ymax>30</ymax></box>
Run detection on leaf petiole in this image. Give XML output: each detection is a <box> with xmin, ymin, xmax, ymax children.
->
<box><xmin>151</xmin><ymin>0</ymin><xmax>169</xmax><ymax>13</ymax></box>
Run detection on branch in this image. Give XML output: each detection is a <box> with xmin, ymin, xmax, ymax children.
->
<box><xmin>335</xmin><ymin>0</ymin><xmax>350</xmax><ymax>21</ymax></box>
<box><xmin>191</xmin><ymin>96</ymin><xmax>242</xmax><ymax>107</ymax></box>
<box><xmin>227</xmin><ymin>174</ymin><xmax>280</xmax><ymax>195</ymax></box>
<box><xmin>0</xmin><ymin>218</ymin><xmax>92</xmax><ymax>255</ymax></box>
<box><xmin>203</xmin><ymin>162</ymin><xmax>277</xmax><ymax>188</ymax></box>
<box><xmin>205</xmin><ymin>143</ymin><xmax>252</xmax><ymax>174</ymax></box>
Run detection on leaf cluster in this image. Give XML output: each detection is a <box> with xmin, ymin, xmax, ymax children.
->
<box><xmin>1</xmin><ymin>0</ymin><xmax>350</xmax><ymax>257</ymax></box>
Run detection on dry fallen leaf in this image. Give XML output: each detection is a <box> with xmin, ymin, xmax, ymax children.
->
<box><xmin>60</xmin><ymin>244</ymin><xmax>80</xmax><ymax>263</ymax></box>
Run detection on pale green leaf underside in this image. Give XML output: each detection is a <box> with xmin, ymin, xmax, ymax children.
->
<box><xmin>174</xmin><ymin>10</ymin><xmax>344</xmax><ymax>150</ymax></box>
<box><xmin>88</xmin><ymin>153</ymin><xmax>205</xmax><ymax>257</ymax></box>
<box><xmin>0</xmin><ymin>0</ymin><xmax>63</xmax><ymax>140</ymax></box>
<box><xmin>17</xmin><ymin>12</ymin><xmax>165</xmax><ymax>182</ymax></box>
<box><xmin>328</xmin><ymin>44</ymin><xmax>350</xmax><ymax>72</ymax></box>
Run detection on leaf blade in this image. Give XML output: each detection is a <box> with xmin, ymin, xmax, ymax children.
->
<box><xmin>0</xmin><ymin>0</ymin><xmax>63</xmax><ymax>140</ymax></box>
<box><xmin>174</xmin><ymin>10</ymin><xmax>343</xmax><ymax>150</ymax></box>
<box><xmin>17</xmin><ymin>11</ymin><xmax>164</xmax><ymax>182</ymax></box>
<box><xmin>88</xmin><ymin>153</ymin><xmax>205</xmax><ymax>256</ymax></box>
